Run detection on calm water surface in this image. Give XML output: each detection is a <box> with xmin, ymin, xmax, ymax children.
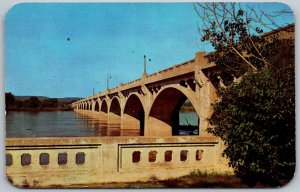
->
<box><xmin>6</xmin><ymin>111</ymin><xmax>129</xmax><ymax>138</ymax></box>
<box><xmin>6</xmin><ymin>111</ymin><xmax>198</xmax><ymax>138</ymax></box>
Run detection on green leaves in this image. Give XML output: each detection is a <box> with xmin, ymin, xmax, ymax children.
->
<box><xmin>208</xmin><ymin>66</ymin><xmax>295</xmax><ymax>186</ymax></box>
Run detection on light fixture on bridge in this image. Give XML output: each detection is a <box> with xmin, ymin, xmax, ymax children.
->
<box><xmin>98</xmin><ymin>80</ymin><xmax>101</xmax><ymax>93</ymax></box>
<box><xmin>144</xmin><ymin>55</ymin><xmax>151</xmax><ymax>76</ymax></box>
<box><xmin>107</xmin><ymin>74</ymin><xmax>112</xmax><ymax>90</ymax></box>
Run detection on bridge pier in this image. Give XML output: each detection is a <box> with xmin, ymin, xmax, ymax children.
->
<box><xmin>98</xmin><ymin>111</ymin><xmax>107</xmax><ymax>121</ymax></box>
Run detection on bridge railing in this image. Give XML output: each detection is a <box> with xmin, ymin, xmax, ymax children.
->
<box><xmin>121</xmin><ymin>78</ymin><xmax>142</xmax><ymax>90</ymax></box>
<box><xmin>114</xmin><ymin>78</ymin><xmax>143</xmax><ymax>93</ymax></box>
<box><xmin>145</xmin><ymin>59</ymin><xmax>196</xmax><ymax>84</ymax></box>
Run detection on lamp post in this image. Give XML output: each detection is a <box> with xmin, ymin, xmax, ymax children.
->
<box><xmin>144</xmin><ymin>55</ymin><xmax>147</xmax><ymax>75</ymax></box>
<box><xmin>144</xmin><ymin>55</ymin><xmax>151</xmax><ymax>75</ymax></box>
<box><xmin>98</xmin><ymin>80</ymin><xmax>101</xmax><ymax>93</ymax></box>
<box><xmin>107</xmin><ymin>74</ymin><xmax>111</xmax><ymax>90</ymax></box>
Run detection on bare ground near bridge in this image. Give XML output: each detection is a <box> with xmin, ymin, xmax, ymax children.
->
<box><xmin>46</xmin><ymin>171</ymin><xmax>277</xmax><ymax>189</ymax></box>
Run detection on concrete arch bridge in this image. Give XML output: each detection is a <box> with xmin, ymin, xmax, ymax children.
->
<box><xmin>72</xmin><ymin>52</ymin><xmax>218</xmax><ymax>137</ymax></box>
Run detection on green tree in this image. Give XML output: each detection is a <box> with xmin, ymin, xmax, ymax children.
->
<box><xmin>5</xmin><ymin>92</ymin><xmax>15</xmax><ymax>108</ymax></box>
<box><xmin>15</xmin><ymin>100</ymin><xmax>23</xmax><ymax>109</ymax></box>
<box><xmin>41</xmin><ymin>98</ymin><xmax>58</xmax><ymax>108</ymax></box>
<box><xmin>194</xmin><ymin>2</ymin><xmax>295</xmax><ymax>186</ymax></box>
<box><xmin>194</xmin><ymin>2</ymin><xmax>293</xmax><ymax>86</ymax></box>
<box><xmin>209</xmin><ymin>67</ymin><xmax>295</xmax><ymax>186</ymax></box>
<box><xmin>25</xmin><ymin>96</ymin><xmax>40</xmax><ymax>108</ymax></box>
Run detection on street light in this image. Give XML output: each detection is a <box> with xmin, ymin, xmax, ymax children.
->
<box><xmin>98</xmin><ymin>80</ymin><xmax>101</xmax><ymax>93</ymax></box>
<box><xmin>144</xmin><ymin>55</ymin><xmax>147</xmax><ymax>75</ymax></box>
<box><xmin>107</xmin><ymin>74</ymin><xmax>111</xmax><ymax>90</ymax></box>
<box><xmin>144</xmin><ymin>55</ymin><xmax>151</xmax><ymax>75</ymax></box>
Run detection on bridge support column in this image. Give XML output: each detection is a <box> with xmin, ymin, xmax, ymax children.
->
<box><xmin>194</xmin><ymin>52</ymin><xmax>218</xmax><ymax>136</ymax></box>
<box><xmin>141</xmin><ymin>83</ymin><xmax>153</xmax><ymax>137</ymax></box>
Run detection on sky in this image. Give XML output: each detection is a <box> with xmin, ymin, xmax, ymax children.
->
<box><xmin>5</xmin><ymin>2</ymin><xmax>294</xmax><ymax>98</ymax></box>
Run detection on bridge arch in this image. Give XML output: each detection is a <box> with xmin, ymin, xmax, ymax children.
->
<box><xmin>108</xmin><ymin>97</ymin><xmax>121</xmax><ymax>128</ymax></box>
<box><xmin>94</xmin><ymin>100</ymin><xmax>100</xmax><ymax>112</ymax></box>
<box><xmin>109</xmin><ymin>97</ymin><xmax>121</xmax><ymax>116</ymax></box>
<box><xmin>123</xmin><ymin>93</ymin><xmax>145</xmax><ymax>136</ymax></box>
<box><xmin>147</xmin><ymin>85</ymin><xmax>200</xmax><ymax>136</ymax></box>
<box><xmin>100</xmin><ymin>99</ymin><xmax>108</xmax><ymax>113</ymax></box>
<box><xmin>95</xmin><ymin>99</ymin><xmax>108</xmax><ymax>122</ymax></box>
<box><xmin>90</xmin><ymin>101</ymin><xmax>93</xmax><ymax>111</ymax></box>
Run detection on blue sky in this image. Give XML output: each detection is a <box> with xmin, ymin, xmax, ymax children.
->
<box><xmin>5</xmin><ymin>3</ymin><xmax>294</xmax><ymax>98</ymax></box>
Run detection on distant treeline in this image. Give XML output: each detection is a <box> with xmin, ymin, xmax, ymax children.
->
<box><xmin>180</xmin><ymin>100</ymin><xmax>196</xmax><ymax>112</ymax></box>
<box><xmin>5</xmin><ymin>92</ymin><xmax>79</xmax><ymax>111</ymax></box>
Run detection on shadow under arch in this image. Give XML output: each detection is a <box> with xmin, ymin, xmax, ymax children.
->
<box><xmin>108</xmin><ymin>97</ymin><xmax>121</xmax><ymax>131</ymax></box>
<box><xmin>123</xmin><ymin>93</ymin><xmax>145</xmax><ymax>136</ymax></box>
<box><xmin>94</xmin><ymin>100</ymin><xmax>100</xmax><ymax>112</ymax></box>
<box><xmin>109</xmin><ymin>97</ymin><xmax>121</xmax><ymax>116</ymax></box>
<box><xmin>100</xmin><ymin>99</ymin><xmax>108</xmax><ymax>113</ymax></box>
<box><xmin>148</xmin><ymin>87</ymin><xmax>199</xmax><ymax>136</ymax></box>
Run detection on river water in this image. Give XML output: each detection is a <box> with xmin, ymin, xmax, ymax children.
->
<box><xmin>6</xmin><ymin>111</ymin><xmax>198</xmax><ymax>138</ymax></box>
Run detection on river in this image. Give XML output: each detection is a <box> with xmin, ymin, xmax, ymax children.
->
<box><xmin>6</xmin><ymin>111</ymin><xmax>199</xmax><ymax>138</ymax></box>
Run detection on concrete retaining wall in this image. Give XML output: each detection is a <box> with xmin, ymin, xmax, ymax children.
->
<box><xmin>6</xmin><ymin>136</ymin><xmax>232</xmax><ymax>188</ymax></box>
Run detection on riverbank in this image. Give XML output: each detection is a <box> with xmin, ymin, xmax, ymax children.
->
<box><xmin>48</xmin><ymin>171</ymin><xmax>273</xmax><ymax>188</ymax></box>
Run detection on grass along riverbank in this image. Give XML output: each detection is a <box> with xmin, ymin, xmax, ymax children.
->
<box><xmin>48</xmin><ymin>171</ymin><xmax>272</xmax><ymax>188</ymax></box>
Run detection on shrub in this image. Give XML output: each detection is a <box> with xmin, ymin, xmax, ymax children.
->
<box><xmin>208</xmin><ymin>66</ymin><xmax>295</xmax><ymax>186</ymax></box>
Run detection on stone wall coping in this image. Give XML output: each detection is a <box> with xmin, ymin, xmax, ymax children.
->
<box><xmin>6</xmin><ymin>136</ymin><xmax>219</xmax><ymax>147</ymax></box>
